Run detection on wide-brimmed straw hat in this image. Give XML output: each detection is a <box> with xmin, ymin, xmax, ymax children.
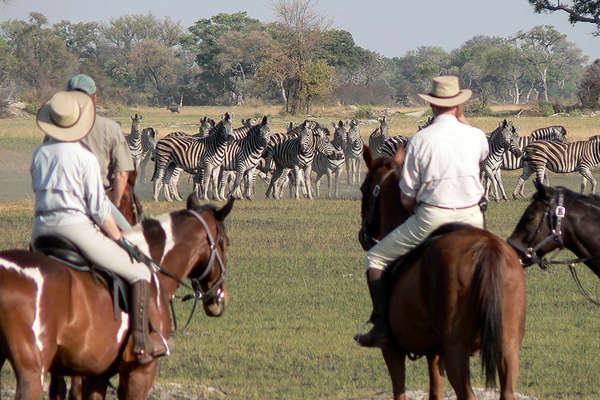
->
<box><xmin>417</xmin><ymin>75</ymin><xmax>472</xmax><ymax>107</ymax></box>
<box><xmin>36</xmin><ymin>91</ymin><xmax>96</xmax><ymax>142</ymax></box>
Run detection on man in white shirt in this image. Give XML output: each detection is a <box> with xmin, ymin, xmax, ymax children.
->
<box><xmin>355</xmin><ymin>76</ymin><xmax>489</xmax><ymax>348</ymax></box>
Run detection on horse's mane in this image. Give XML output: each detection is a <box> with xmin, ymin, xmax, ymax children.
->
<box><xmin>542</xmin><ymin>185</ymin><xmax>600</xmax><ymax>210</ymax></box>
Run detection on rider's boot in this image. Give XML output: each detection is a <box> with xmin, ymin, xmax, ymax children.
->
<box><xmin>131</xmin><ymin>280</ymin><xmax>169</xmax><ymax>364</ymax></box>
<box><xmin>354</xmin><ymin>268</ymin><xmax>392</xmax><ymax>348</ymax></box>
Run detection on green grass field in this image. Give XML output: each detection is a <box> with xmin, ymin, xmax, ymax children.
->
<box><xmin>0</xmin><ymin>107</ymin><xmax>599</xmax><ymax>399</ymax></box>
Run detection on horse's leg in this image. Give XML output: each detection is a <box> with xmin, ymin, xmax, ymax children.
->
<box><xmin>381</xmin><ymin>348</ymin><xmax>408</xmax><ymax>400</ymax></box>
<box><xmin>443</xmin><ymin>345</ymin><xmax>476</xmax><ymax>400</ymax></box>
<box><xmin>14</xmin><ymin>368</ymin><xmax>44</xmax><ymax>400</ymax></box>
<box><xmin>118</xmin><ymin>364</ymin><xmax>158</xmax><ymax>400</ymax></box>
<box><xmin>67</xmin><ymin>376</ymin><xmax>83</xmax><ymax>400</ymax></box>
<box><xmin>426</xmin><ymin>354</ymin><xmax>445</xmax><ymax>400</ymax></box>
<box><xmin>81</xmin><ymin>374</ymin><xmax>110</xmax><ymax>400</ymax></box>
<box><xmin>49</xmin><ymin>374</ymin><xmax>67</xmax><ymax>400</ymax></box>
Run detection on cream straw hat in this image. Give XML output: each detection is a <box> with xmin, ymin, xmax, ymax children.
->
<box><xmin>36</xmin><ymin>91</ymin><xmax>96</xmax><ymax>142</ymax></box>
<box><xmin>417</xmin><ymin>75</ymin><xmax>472</xmax><ymax>107</ymax></box>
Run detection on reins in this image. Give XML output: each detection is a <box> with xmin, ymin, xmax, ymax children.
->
<box><xmin>122</xmin><ymin>208</ymin><xmax>227</xmax><ymax>333</ymax></box>
<box><xmin>508</xmin><ymin>189</ymin><xmax>600</xmax><ymax>306</ymax></box>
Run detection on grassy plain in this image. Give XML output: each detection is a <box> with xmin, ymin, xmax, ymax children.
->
<box><xmin>0</xmin><ymin>106</ymin><xmax>599</xmax><ymax>399</ymax></box>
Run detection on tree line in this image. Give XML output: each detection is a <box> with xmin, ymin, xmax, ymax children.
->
<box><xmin>0</xmin><ymin>5</ymin><xmax>598</xmax><ymax>114</ymax></box>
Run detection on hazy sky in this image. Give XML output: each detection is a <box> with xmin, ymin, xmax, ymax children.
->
<box><xmin>2</xmin><ymin>0</ymin><xmax>599</xmax><ymax>62</ymax></box>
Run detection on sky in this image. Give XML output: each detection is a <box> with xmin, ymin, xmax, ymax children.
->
<box><xmin>1</xmin><ymin>0</ymin><xmax>599</xmax><ymax>62</ymax></box>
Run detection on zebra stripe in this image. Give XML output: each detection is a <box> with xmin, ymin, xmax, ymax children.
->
<box><xmin>379</xmin><ymin>135</ymin><xmax>409</xmax><ymax>159</ymax></box>
<box><xmin>313</xmin><ymin>125</ymin><xmax>345</xmax><ymax>198</ymax></box>
<box><xmin>481</xmin><ymin>120</ymin><xmax>522</xmax><ymax>201</ymax></box>
<box><xmin>217</xmin><ymin>116</ymin><xmax>271</xmax><ymax>200</ymax></box>
<box><xmin>501</xmin><ymin>125</ymin><xmax>567</xmax><ymax>170</ymax></box>
<box><xmin>152</xmin><ymin>113</ymin><xmax>234</xmax><ymax>201</ymax></box>
<box><xmin>515</xmin><ymin>138</ymin><xmax>600</xmax><ymax>196</ymax></box>
<box><xmin>368</xmin><ymin>116</ymin><xmax>390</xmax><ymax>158</ymax></box>
<box><xmin>126</xmin><ymin>114</ymin><xmax>144</xmax><ymax>161</ymax></box>
<box><xmin>345</xmin><ymin>119</ymin><xmax>364</xmax><ymax>186</ymax></box>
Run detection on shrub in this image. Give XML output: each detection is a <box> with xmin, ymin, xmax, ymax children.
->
<box><xmin>25</xmin><ymin>100</ymin><xmax>41</xmax><ymax>115</ymax></box>
<box><xmin>353</xmin><ymin>105</ymin><xmax>376</xmax><ymax>120</ymax></box>
<box><xmin>538</xmin><ymin>102</ymin><xmax>555</xmax><ymax>117</ymax></box>
<box><xmin>465</xmin><ymin>101</ymin><xmax>494</xmax><ymax>117</ymax></box>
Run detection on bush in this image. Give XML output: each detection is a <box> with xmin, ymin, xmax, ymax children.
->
<box><xmin>538</xmin><ymin>102</ymin><xmax>555</xmax><ymax>116</ymax></box>
<box><xmin>25</xmin><ymin>100</ymin><xmax>41</xmax><ymax>115</ymax></box>
<box><xmin>353</xmin><ymin>105</ymin><xmax>376</xmax><ymax>120</ymax></box>
<box><xmin>464</xmin><ymin>101</ymin><xmax>494</xmax><ymax>117</ymax></box>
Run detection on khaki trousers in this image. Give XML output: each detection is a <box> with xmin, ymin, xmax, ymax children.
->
<box><xmin>33</xmin><ymin>218</ymin><xmax>151</xmax><ymax>283</ymax></box>
<box><xmin>365</xmin><ymin>203</ymin><xmax>484</xmax><ymax>271</ymax></box>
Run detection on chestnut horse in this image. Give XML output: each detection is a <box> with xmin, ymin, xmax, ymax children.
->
<box><xmin>508</xmin><ymin>182</ymin><xmax>600</xmax><ymax>278</ymax></box>
<box><xmin>358</xmin><ymin>145</ymin><xmax>526</xmax><ymax>400</ymax></box>
<box><xmin>0</xmin><ymin>195</ymin><xmax>233</xmax><ymax>399</ymax></box>
<box><xmin>107</xmin><ymin>169</ymin><xmax>144</xmax><ymax>226</ymax></box>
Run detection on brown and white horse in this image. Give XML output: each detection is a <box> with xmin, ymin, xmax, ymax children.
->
<box><xmin>0</xmin><ymin>195</ymin><xmax>233</xmax><ymax>399</ymax></box>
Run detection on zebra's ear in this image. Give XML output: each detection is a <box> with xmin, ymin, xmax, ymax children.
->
<box><xmin>331</xmin><ymin>121</ymin><xmax>337</xmax><ymax>129</ymax></box>
<box><xmin>262</xmin><ymin>115</ymin><xmax>270</xmax><ymax>125</ymax></box>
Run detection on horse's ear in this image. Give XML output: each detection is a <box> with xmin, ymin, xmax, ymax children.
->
<box><xmin>216</xmin><ymin>198</ymin><xmax>235</xmax><ymax>221</ymax></box>
<box><xmin>363</xmin><ymin>145</ymin><xmax>373</xmax><ymax>169</ymax></box>
<box><xmin>186</xmin><ymin>193</ymin><xmax>202</xmax><ymax>210</ymax></box>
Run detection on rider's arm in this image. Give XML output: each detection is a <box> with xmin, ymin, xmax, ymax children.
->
<box><xmin>110</xmin><ymin>170</ymin><xmax>128</xmax><ymax>206</ymax></box>
<box><xmin>401</xmin><ymin>192</ymin><xmax>416</xmax><ymax>214</ymax></box>
<box><xmin>101</xmin><ymin>213</ymin><xmax>123</xmax><ymax>241</ymax></box>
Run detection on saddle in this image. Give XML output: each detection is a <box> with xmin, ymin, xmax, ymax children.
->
<box><xmin>32</xmin><ymin>235</ymin><xmax>130</xmax><ymax>319</ymax></box>
<box><xmin>384</xmin><ymin>223</ymin><xmax>473</xmax><ymax>284</ymax></box>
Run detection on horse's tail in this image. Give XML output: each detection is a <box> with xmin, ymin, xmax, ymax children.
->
<box><xmin>471</xmin><ymin>237</ymin><xmax>505</xmax><ymax>389</ymax></box>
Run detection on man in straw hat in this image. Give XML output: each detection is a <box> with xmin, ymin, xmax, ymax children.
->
<box><xmin>31</xmin><ymin>91</ymin><xmax>168</xmax><ymax>364</ymax></box>
<box><xmin>355</xmin><ymin>75</ymin><xmax>489</xmax><ymax>348</ymax></box>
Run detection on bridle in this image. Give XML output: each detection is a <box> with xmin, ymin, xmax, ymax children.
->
<box><xmin>507</xmin><ymin>190</ymin><xmax>567</xmax><ymax>268</ymax></box>
<box><xmin>507</xmin><ymin>189</ymin><xmax>600</xmax><ymax>306</ymax></box>
<box><xmin>143</xmin><ymin>209</ymin><xmax>227</xmax><ymax>332</ymax></box>
<box><xmin>360</xmin><ymin>168</ymin><xmax>395</xmax><ymax>248</ymax></box>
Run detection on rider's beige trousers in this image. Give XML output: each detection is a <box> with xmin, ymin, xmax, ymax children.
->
<box><xmin>33</xmin><ymin>218</ymin><xmax>151</xmax><ymax>283</ymax></box>
<box><xmin>365</xmin><ymin>203</ymin><xmax>484</xmax><ymax>271</ymax></box>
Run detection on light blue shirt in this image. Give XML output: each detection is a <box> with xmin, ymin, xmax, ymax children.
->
<box><xmin>31</xmin><ymin>138</ymin><xmax>112</xmax><ymax>227</ymax></box>
<box><xmin>400</xmin><ymin>114</ymin><xmax>489</xmax><ymax>208</ymax></box>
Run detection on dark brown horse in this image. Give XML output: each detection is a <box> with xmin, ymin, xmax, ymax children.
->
<box><xmin>107</xmin><ymin>169</ymin><xmax>144</xmax><ymax>226</ymax></box>
<box><xmin>0</xmin><ymin>195</ymin><xmax>233</xmax><ymax>399</ymax></box>
<box><xmin>508</xmin><ymin>181</ymin><xmax>600</xmax><ymax>278</ymax></box>
<box><xmin>359</xmin><ymin>145</ymin><xmax>526</xmax><ymax>400</ymax></box>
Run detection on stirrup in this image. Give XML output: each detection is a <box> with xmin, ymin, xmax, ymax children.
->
<box><xmin>353</xmin><ymin>320</ymin><xmax>391</xmax><ymax>349</ymax></box>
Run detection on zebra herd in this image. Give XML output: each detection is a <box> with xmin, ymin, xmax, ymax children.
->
<box><xmin>126</xmin><ymin>114</ymin><xmax>374</xmax><ymax>201</ymax></box>
<box><xmin>125</xmin><ymin>112</ymin><xmax>598</xmax><ymax>202</ymax></box>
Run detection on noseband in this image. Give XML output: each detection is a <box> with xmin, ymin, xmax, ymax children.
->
<box><xmin>361</xmin><ymin>168</ymin><xmax>395</xmax><ymax>246</ymax></box>
<box><xmin>507</xmin><ymin>190</ymin><xmax>566</xmax><ymax>267</ymax></box>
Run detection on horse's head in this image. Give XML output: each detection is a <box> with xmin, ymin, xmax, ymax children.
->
<box><xmin>358</xmin><ymin>145</ymin><xmax>409</xmax><ymax>251</ymax></box>
<box><xmin>183</xmin><ymin>195</ymin><xmax>234</xmax><ymax>316</ymax></box>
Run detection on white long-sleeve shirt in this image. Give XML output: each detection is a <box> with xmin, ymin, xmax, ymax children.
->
<box><xmin>400</xmin><ymin>114</ymin><xmax>489</xmax><ymax>208</ymax></box>
<box><xmin>31</xmin><ymin>138</ymin><xmax>112</xmax><ymax>227</ymax></box>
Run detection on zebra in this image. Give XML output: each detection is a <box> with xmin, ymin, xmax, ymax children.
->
<box><xmin>480</xmin><ymin>120</ymin><xmax>522</xmax><ymax>201</ymax></box>
<box><xmin>126</xmin><ymin>113</ymin><xmax>143</xmax><ymax>165</ymax></box>
<box><xmin>514</xmin><ymin>137</ymin><xmax>600</xmax><ymax>198</ymax></box>
<box><xmin>151</xmin><ymin>113</ymin><xmax>234</xmax><ymax>201</ymax></box>
<box><xmin>265</xmin><ymin>120</ymin><xmax>325</xmax><ymax>199</ymax></box>
<box><xmin>137</xmin><ymin>127</ymin><xmax>158</xmax><ymax>183</ymax></box>
<box><xmin>494</xmin><ymin>125</ymin><xmax>567</xmax><ymax>197</ymax></box>
<box><xmin>379</xmin><ymin>135</ymin><xmax>409</xmax><ymax>159</ymax></box>
<box><xmin>312</xmin><ymin>124</ymin><xmax>346</xmax><ymax>198</ymax></box>
<box><xmin>345</xmin><ymin>119</ymin><xmax>364</xmax><ymax>185</ymax></box>
<box><xmin>368</xmin><ymin>116</ymin><xmax>390</xmax><ymax>158</ymax></box>
<box><xmin>216</xmin><ymin>116</ymin><xmax>271</xmax><ymax>200</ymax></box>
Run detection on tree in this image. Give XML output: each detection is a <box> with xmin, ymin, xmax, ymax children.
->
<box><xmin>128</xmin><ymin>40</ymin><xmax>179</xmax><ymax>97</ymax></box>
<box><xmin>578</xmin><ymin>59</ymin><xmax>600</xmax><ymax>107</ymax></box>
<box><xmin>514</xmin><ymin>25</ymin><xmax>566</xmax><ymax>101</ymax></box>
<box><xmin>528</xmin><ymin>1</ymin><xmax>600</xmax><ymax>34</ymax></box>
<box><xmin>270</xmin><ymin>0</ymin><xmax>331</xmax><ymax>114</ymax></box>
<box><xmin>298</xmin><ymin>59</ymin><xmax>333</xmax><ymax>112</ymax></box>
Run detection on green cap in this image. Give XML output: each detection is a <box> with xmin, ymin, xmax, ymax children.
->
<box><xmin>67</xmin><ymin>74</ymin><xmax>97</xmax><ymax>96</ymax></box>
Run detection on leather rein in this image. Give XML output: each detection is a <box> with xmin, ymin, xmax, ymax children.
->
<box><xmin>507</xmin><ymin>190</ymin><xmax>600</xmax><ymax>306</ymax></box>
<box><xmin>361</xmin><ymin>168</ymin><xmax>395</xmax><ymax>246</ymax></box>
<box><xmin>138</xmin><ymin>209</ymin><xmax>227</xmax><ymax>333</ymax></box>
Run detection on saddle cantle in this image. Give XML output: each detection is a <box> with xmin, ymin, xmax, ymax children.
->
<box><xmin>32</xmin><ymin>235</ymin><xmax>130</xmax><ymax>317</ymax></box>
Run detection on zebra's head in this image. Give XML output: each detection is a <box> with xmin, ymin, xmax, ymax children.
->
<box><xmin>379</xmin><ymin>116</ymin><xmax>390</xmax><ymax>137</ymax></box>
<box><xmin>332</xmin><ymin>121</ymin><xmax>347</xmax><ymax>148</ymax></box>
<box><xmin>130</xmin><ymin>113</ymin><xmax>143</xmax><ymax>136</ymax></box>
<box><xmin>217</xmin><ymin>112</ymin><xmax>234</xmax><ymax>142</ymax></box>
<box><xmin>199</xmin><ymin>117</ymin><xmax>215</xmax><ymax>137</ymax></box>
<box><xmin>348</xmin><ymin>119</ymin><xmax>360</xmax><ymax>141</ymax></box>
<box><xmin>256</xmin><ymin>115</ymin><xmax>271</xmax><ymax>146</ymax></box>
<box><xmin>241</xmin><ymin>118</ymin><xmax>256</xmax><ymax>128</ymax></box>
<box><xmin>494</xmin><ymin>120</ymin><xmax>521</xmax><ymax>158</ymax></box>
